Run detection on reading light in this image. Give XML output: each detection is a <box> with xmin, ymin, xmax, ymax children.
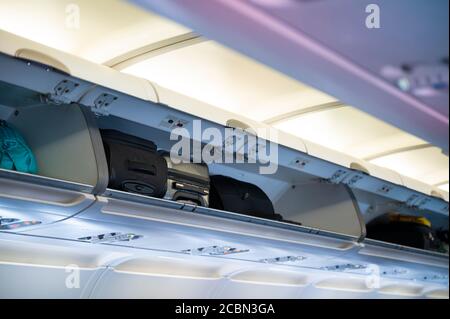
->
<box><xmin>182</xmin><ymin>245</ymin><xmax>250</xmax><ymax>256</ymax></box>
<box><xmin>0</xmin><ymin>217</ymin><xmax>41</xmax><ymax>230</ymax></box>
<box><xmin>381</xmin><ymin>267</ymin><xmax>409</xmax><ymax>277</ymax></box>
<box><xmin>0</xmin><ymin>217</ymin><xmax>20</xmax><ymax>225</ymax></box>
<box><xmin>421</xmin><ymin>274</ymin><xmax>449</xmax><ymax>283</ymax></box>
<box><xmin>321</xmin><ymin>263</ymin><xmax>368</xmax><ymax>272</ymax></box>
<box><xmin>259</xmin><ymin>255</ymin><xmax>307</xmax><ymax>264</ymax></box>
<box><xmin>78</xmin><ymin>232</ymin><xmax>143</xmax><ymax>244</ymax></box>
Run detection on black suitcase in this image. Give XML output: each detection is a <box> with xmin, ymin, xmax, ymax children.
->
<box><xmin>101</xmin><ymin>129</ymin><xmax>167</xmax><ymax>197</ymax></box>
<box><xmin>160</xmin><ymin>151</ymin><xmax>210</xmax><ymax>206</ymax></box>
<box><xmin>367</xmin><ymin>215</ymin><xmax>436</xmax><ymax>250</ymax></box>
<box><xmin>209</xmin><ymin>175</ymin><xmax>282</xmax><ymax>221</ymax></box>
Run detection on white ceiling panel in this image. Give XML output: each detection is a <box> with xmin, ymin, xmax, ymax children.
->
<box><xmin>122</xmin><ymin>41</ymin><xmax>336</xmax><ymax>122</ymax></box>
<box><xmin>273</xmin><ymin>107</ymin><xmax>426</xmax><ymax>158</ymax></box>
<box><xmin>0</xmin><ymin>0</ymin><xmax>189</xmax><ymax>63</ymax></box>
<box><xmin>370</xmin><ymin>147</ymin><xmax>449</xmax><ymax>185</ymax></box>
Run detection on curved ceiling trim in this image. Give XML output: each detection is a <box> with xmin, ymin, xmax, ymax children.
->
<box><xmin>107</xmin><ymin>32</ymin><xmax>205</xmax><ymax>70</ymax></box>
<box><xmin>263</xmin><ymin>101</ymin><xmax>346</xmax><ymax>125</ymax></box>
<box><xmin>364</xmin><ymin>143</ymin><xmax>433</xmax><ymax>161</ymax></box>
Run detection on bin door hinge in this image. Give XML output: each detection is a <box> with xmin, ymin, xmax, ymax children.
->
<box><xmin>90</xmin><ymin>93</ymin><xmax>118</xmax><ymax>116</ymax></box>
<box><xmin>46</xmin><ymin>79</ymin><xmax>80</xmax><ymax>105</ymax></box>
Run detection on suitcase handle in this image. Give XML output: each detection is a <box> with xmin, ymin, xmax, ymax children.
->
<box><xmin>127</xmin><ymin>160</ymin><xmax>156</xmax><ymax>176</ymax></box>
<box><xmin>173</xmin><ymin>191</ymin><xmax>205</xmax><ymax>206</ymax></box>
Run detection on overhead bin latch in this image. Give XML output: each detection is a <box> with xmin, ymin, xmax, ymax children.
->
<box><xmin>318</xmin><ymin>169</ymin><xmax>349</xmax><ymax>184</ymax></box>
<box><xmin>290</xmin><ymin>157</ymin><xmax>309</xmax><ymax>169</ymax></box>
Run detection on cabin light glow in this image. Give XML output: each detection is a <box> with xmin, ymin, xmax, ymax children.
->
<box><xmin>0</xmin><ymin>0</ymin><xmax>189</xmax><ymax>64</ymax></box>
<box><xmin>121</xmin><ymin>40</ymin><xmax>336</xmax><ymax>122</ymax></box>
<box><xmin>370</xmin><ymin>147</ymin><xmax>449</xmax><ymax>185</ymax></box>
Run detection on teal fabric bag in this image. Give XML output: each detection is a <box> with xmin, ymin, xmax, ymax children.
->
<box><xmin>0</xmin><ymin>120</ymin><xmax>38</xmax><ymax>174</ymax></box>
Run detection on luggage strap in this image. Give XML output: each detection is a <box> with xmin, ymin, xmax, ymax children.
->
<box><xmin>389</xmin><ymin>214</ymin><xmax>431</xmax><ymax>228</ymax></box>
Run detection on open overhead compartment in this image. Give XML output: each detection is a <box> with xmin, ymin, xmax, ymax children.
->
<box><xmin>0</xmin><ymin>31</ymin><xmax>448</xmax><ymax>267</ymax></box>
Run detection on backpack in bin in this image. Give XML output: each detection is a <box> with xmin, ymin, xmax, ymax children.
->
<box><xmin>209</xmin><ymin>175</ymin><xmax>283</xmax><ymax>221</ymax></box>
<box><xmin>0</xmin><ymin>120</ymin><xmax>37</xmax><ymax>174</ymax></box>
<box><xmin>367</xmin><ymin>213</ymin><xmax>436</xmax><ymax>250</ymax></box>
<box><xmin>101</xmin><ymin>129</ymin><xmax>167</xmax><ymax>197</ymax></box>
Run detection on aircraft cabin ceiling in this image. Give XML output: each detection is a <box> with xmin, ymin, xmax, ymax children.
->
<box><xmin>0</xmin><ymin>0</ymin><xmax>448</xmax><ymax>193</ymax></box>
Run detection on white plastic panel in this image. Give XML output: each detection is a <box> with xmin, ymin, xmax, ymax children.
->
<box><xmin>354</xmin><ymin>162</ymin><xmax>403</xmax><ymax>186</ymax></box>
<box><xmin>92</xmin><ymin>270</ymin><xmax>222</xmax><ymax>299</ymax></box>
<box><xmin>275</xmin><ymin>183</ymin><xmax>364</xmax><ymax>239</ymax></box>
<box><xmin>378</xmin><ymin>283</ymin><xmax>424</xmax><ymax>297</ymax></box>
<box><xmin>302</xmin><ymin>140</ymin><xmax>362</xmax><ymax>169</ymax></box>
<box><xmin>275</xmin><ymin>107</ymin><xmax>427</xmax><ymax>160</ymax></box>
<box><xmin>371</xmin><ymin>147</ymin><xmax>449</xmax><ymax>189</ymax></box>
<box><xmin>0</xmin><ymin>237</ymin><xmax>105</xmax><ymax>298</ymax></box>
<box><xmin>229</xmin><ymin>268</ymin><xmax>309</xmax><ymax>286</ymax></box>
<box><xmin>314</xmin><ymin>277</ymin><xmax>373</xmax><ymax>294</ymax></box>
<box><xmin>122</xmin><ymin>41</ymin><xmax>335</xmax><ymax>122</ymax></box>
<box><xmin>219</xmin><ymin>268</ymin><xmax>309</xmax><ymax>299</ymax></box>
<box><xmin>0</xmin><ymin>173</ymin><xmax>95</xmax><ymax>232</ymax></box>
<box><xmin>0</xmin><ymin>0</ymin><xmax>189</xmax><ymax>64</ymax></box>
<box><xmin>0</xmin><ymin>30</ymin><xmax>157</xmax><ymax>102</ymax></box>
<box><xmin>0</xmin><ymin>263</ymin><xmax>103</xmax><ymax>299</ymax></box>
<box><xmin>425</xmin><ymin>288</ymin><xmax>449</xmax><ymax>299</ymax></box>
<box><xmin>400</xmin><ymin>176</ymin><xmax>434</xmax><ymax>197</ymax></box>
<box><xmin>1</xmin><ymin>223</ymin><xmax>448</xmax><ymax>299</ymax></box>
<box><xmin>91</xmin><ymin>257</ymin><xmax>224</xmax><ymax>299</ymax></box>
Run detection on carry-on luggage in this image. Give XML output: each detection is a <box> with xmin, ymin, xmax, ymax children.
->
<box><xmin>366</xmin><ymin>214</ymin><xmax>436</xmax><ymax>250</ymax></box>
<box><xmin>101</xmin><ymin>129</ymin><xmax>167</xmax><ymax>197</ymax></box>
<box><xmin>0</xmin><ymin>120</ymin><xmax>38</xmax><ymax>174</ymax></box>
<box><xmin>209</xmin><ymin>175</ymin><xmax>283</xmax><ymax>221</ymax></box>
<box><xmin>160</xmin><ymin>151</ymin><xmax>210</xmax><ymax>206</ymax></box>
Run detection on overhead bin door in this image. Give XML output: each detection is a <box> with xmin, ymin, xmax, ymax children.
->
<box><xmin>0</xmin><ymin>170</ymin><xmax>95</xmax><ymax>232</ymax></box>
<box><xmin>0</xmin><ymin>233</ymin><xmax>105</xmax><ymax>298</ymax></box>
<box><xmin>0</xmin><ymin>100</ymin><xmax>107</xmax><ymax>231</ymax></box>
<box><xmin>90</xmin><ymin>256</ymin><xmax>224</xmax><ymax>299</ymax></box>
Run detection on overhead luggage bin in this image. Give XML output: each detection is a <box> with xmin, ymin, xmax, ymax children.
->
<box><xmin>153</xmin><ymin>83</ymin><xmax>309</xmax><ymax>153</ymax></box>
<box><xmin>3</xmin><ymin>223</ymin><xmax>447</xmax><ymax>299</ymax></box>
<box><xmin>0</xmin><ymin>233</ymin><xmax>106</xmax><ymax>298</ymax></box>
<box><xmin>0</xmin><ymin>30</ymin><xmax>447</xmax><ymax>204</ymax></box>
<box><xmin>0</xmin><ymin>31</ymin><xmax>448</xmax><ymax>258</ymax></box>
<box><xmin>0</xmin><ymin>98</ymin><xmax>100</xmax><ymax>231</ymax></box>
<box><xmin>0</xmin><ymin>2</ymin><xmax>448</xmax><ymax>300</ymax></box>
<box><xmin>90</xmin><ymin>255</ymin><xmax>228</xmax><ymax>299</ymax></box>
<box><xmin>0</xmin><ymin>170</ymin><xmax>95</xmax><ymax>233</ymax></box>
<box><xmin>153</xmin><ymin>82</ymin><xmax>446</xmax><ymax>212</ymax></box>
